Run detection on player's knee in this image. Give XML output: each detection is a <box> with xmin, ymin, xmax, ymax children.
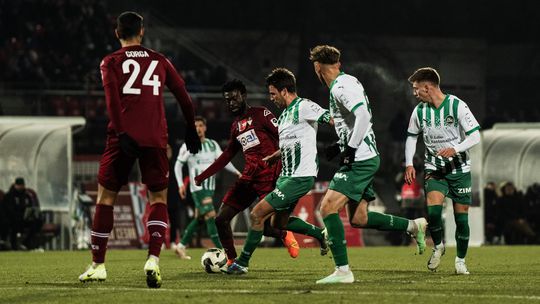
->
<box><xmin>320</xmin><ymin>200</ymin><xmax>337</xmax><ymax>217</ymax></box>
<box><xmin>350</xmin><ymin>213</ymin><xmax>368</xmax><ymax>227</ymax></box>
<box><xmin>249</xmin><ymin>210</ymin><xmax>266</xmax><ymax>229</ymax></box>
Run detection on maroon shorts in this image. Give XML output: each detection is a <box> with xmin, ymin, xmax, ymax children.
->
<box><xmin>97</xmin><ymin>136</ymin><xmax>169</xmax><ymax>192</ymax></box>
<box><xmin>222</xmin><ymin>179</ymin><xmax>276</xmax><ymax>211</ymax></box>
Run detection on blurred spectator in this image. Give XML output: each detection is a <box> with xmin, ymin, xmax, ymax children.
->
<box><xmin>496</xmin><ymin>181</ymin><xmax>536</xmax><ymax>245</ymax></box>
<box><xmin>484</xmin><ymin>181</ymin><xmax>500</xmax><ymax>244</ymax></box>
<box><xmin>3</xmin><ymin>177</ymin><xmax>43</xmax><ymax>250</ymax></box>
<box><xmin>0</xmin><ymin>189</ymin><xmax>8</xmax><ymax>250</ymax></box>
<box><xmin>525</xmin><ymin>183</ymin><xmax>540</xmax><ymax>241</ymax></box>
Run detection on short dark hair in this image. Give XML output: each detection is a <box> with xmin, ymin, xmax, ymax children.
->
<box><xmin>309</xmin><ymin>45</ymin><xmax>341</xmax><ymax>64</ymax></box>
<box><xmin>116</xmin><ymin>11</ymin><xmax>143</xmax><ymax>40</ymax></box>
<box><xmin>194</xmin><ymin>116</ymin><xmax>206</xmax><ymax>125</ymax></box>
<box><xmin>222</xmin><ymin>79</ymin><xmax>246</xmax><ymax>95</ymax></box>
<box><xmin>265</xmin><ymin>68</ymin><xmax>296</xmax><ymax>93</ymax></box>
<box><xmin>408</xmin><ymin>67</ymin><xmax>441</xmax><ymax>85</ymax></box>
<box><xmin>15</xmin><ymin>177</ymin><xmax>25</xmax><ymax>185</ymax></box>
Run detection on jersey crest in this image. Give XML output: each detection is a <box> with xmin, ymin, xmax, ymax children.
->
<box><xmin>237</xmin><ymin>117</ymin><xmax>253</xmax><ymax>132</ymax></box>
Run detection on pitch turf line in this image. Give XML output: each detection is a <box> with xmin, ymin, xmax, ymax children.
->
<box><xmin>1</xmin><ymin>287</ymin><xmax>539</xmax><ymax>301</ymax></box>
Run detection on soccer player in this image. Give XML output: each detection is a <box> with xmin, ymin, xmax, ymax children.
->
<box><xmin>404</xmin><ymin>67</ymin><xmax>481</xmax><ymax>275</ymax></box>
<box><xmin>174</xmin><ymin>116</ymin><xmax>241</xmax><ymax>259</ymax></box>
<box><xmin>227</xmin><ymin>68</ymin><xmax>331</xmax><ymax>274</ymax></box>
<box><xmin>78</xmin><ymin>11</ymin><xmax>201</xmax><ymax>288</ymax></box>
<box><xmin>194</xmin><ymin>80</ymin><xmax>298</xmax><ymax>265</ymax></box>
<box><xmin>309</xmin><ymin>45</ymin><xmax>427</xmax><ymax>284</ymax></box>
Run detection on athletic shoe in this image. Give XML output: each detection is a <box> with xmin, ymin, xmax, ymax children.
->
<box><xmin>226</xmin><ymin>261</ymin><xmax>248</xmax><ymax>275</ymax></box>
<box><xmin>175</xmin><ymin>245</ymin><xmax>192</xmax><ymax>260</ymax></box>
<box><xmin>283</xmin><ymin>231</ymin><xmax>300</xmax><ymax>258</ymax></box>
<box><xmin>316</xmin><ymin>267</ymin><xmax>355</xmax><ymax>284</ymax></box>
<box><xmin>226</xmin><ymin>258</ymin><xmax>234</xmax><ymax>267</ymax></box>
<box><xmin>144</xmin><ymin>256</ymin><xmax>162</xmax><ymax>288</ymax></box>
<box><xmin>427</xmin><ymin>243</ymin><xmax>446</xmax><ymax>271</ymax></box>
<box><xmin>320</xmin><ymin>228</ymin><xmax>330</xmax><ymax>256</ymax></box>
<box><xmin>79</xmin><ymin>264</ymin><xmax>107</xmax><ymax>282</ymax></box>
<box><xmin>455</xmin><ymin>257</ymin><xmax>470</xmax><ymax>275</ymax></box>
<box><xmin>411</xmin><ymin>218</ymin><xmax>428</xmax><ymax>254</ymax></box>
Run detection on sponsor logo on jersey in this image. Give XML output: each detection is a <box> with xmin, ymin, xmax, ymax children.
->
<box><xmin>264</xmin><ymin>109</ymin><xmax>272</xmax><ymax>117</ymax></box>
<box><xmin>445</xmin><ymin>115</ymin><xmax>455</xmax><ymax>126</ymax></box>
<box><xmin>237</xmin><ymin>117</ymin><xmax>253</xmax><ymax>132</ymax></box>
<box><xmin>271</xmin><ymin>118</ymin><xmax>278</xmax><ymax>127</ymax></box>
<box><xmin>457</xmin><ymin>187</ymin><xmax>472</xmax><ymax>194</ymax></box>
<box><xmin>236</xmin><ymin>129</ymin><xmax>261</xmax><ymax>151</ymax></box>
<box><xmin>125</xmin><ymin>50</ymin><xmax>149</xmax><ymax>58</ymax></box>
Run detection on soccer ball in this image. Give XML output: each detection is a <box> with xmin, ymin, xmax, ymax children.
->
<box><xmin>201</xmin><ymin>248</ymin><xmax>227</xmax><ymax>273</ymax></box>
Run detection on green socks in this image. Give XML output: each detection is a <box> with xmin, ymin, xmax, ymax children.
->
<box><xmin>286</xmin><ymin>216</ymin><xmax>323</xmax><ymax>241</ymax></box>
<box><xmin>427</xmin><ymin>205</ymin><xmax>444</xmax><ymax>246</ymax></box>
<box><xmin>237</xmin><ymin>229</ymin><xmax>263</xmax><ymax>267</ymax></box>
<box><xmin>455</xmin><ymin>213</ymin><xmax>469</xmax><ymax>258</ymax></box>
<box><xmin>180</xmin><ymin>218</ymin><xmax>199</xmax><ymax>246</ymax></box>
<box><xmin>365</xmin><ymin>212</ymin><xmax>409</xmax><ymax>231</ymax></box>
<box><xmin>206</xmin><ymin>217</ymin><xmax>222</xmax><ymax>249</ymax></box>
<box><xmin>323</xmin><ymin>213</ymin><xmax>348</xmax><ymax>267</ymax></box>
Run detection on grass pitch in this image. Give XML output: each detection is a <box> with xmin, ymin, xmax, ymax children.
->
<box><xmin>1</xmin><ymin>246</ymin><xmax>539</xmax><ymax>304</ymax></box>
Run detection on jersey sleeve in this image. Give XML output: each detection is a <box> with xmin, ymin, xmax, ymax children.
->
<box><xmin>260</xmin><ymin>108</ymin><xmax>279</xmax><ymax>140</ymax></box>
<box><xmin>301</xmin><ymin>100</ymin><xmax>331</xmax><ymax>124</ymax></box>
<box><xmin>177</xmin><ymin>143</ymin><xmax>189</xmax><ymax>163</ymax></box>
<box><xmin>100</xmin><ymin>57</ymin><xmax>124</xmax><ymax>134</ymax></box>
<box><xmin>407</xmin><ymin>107</ymin><xmax>421</xmax><ymax>136</ymax></box>
<box><xmin>457</xmin><ymin>101</ymin><xmax>481</xmax><ymax>135</ymax></box>
<box><xmin>163</xmin><ymin>57</ymin><xmax>195</xmax><ymax>127</ymax></box>
<box><xmin>332</xmin><ymin>81</ymin><xmax>368</xmax><ymax>113</ymax></box>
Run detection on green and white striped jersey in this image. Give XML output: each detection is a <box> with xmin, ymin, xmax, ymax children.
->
<box><xmin>175</xmin><ymin>138</ymin><xmax>238</xmax><ymax>192</ymax></box>
<box><xmin>407</xmin><ymin>94</ymin><xmax>480</xmax><ymax>174</ymax></box>
<box><xmin>277</xmin><ymin>97</ymin><xmax>330</xmax><ymax>177</ymax></box>
<box><xmin>329</xmin><ymin>72</ymin><xmax>378</xmax><ymax>161</ymax></box>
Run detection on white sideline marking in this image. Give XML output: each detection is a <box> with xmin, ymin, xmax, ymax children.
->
<box><xmin>1</xmin><ymin>287</ymin><xmax>539</xmax><ymax>301</ymax></box>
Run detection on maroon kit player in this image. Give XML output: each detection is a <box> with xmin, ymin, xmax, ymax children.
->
<box><xmin>78</xmin><ymin>11</ymin><xmax>200</xmax><ymax>288</ymax></box>
<box><xmin>195</xmin><ymin>80</ymin><xmax>300</xmax><ymax>265</ymax></box>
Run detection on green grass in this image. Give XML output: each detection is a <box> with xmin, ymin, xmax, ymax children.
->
<box><xmin>1</xmin><ymin>246</ymin><xmax>539</xmax><ymax>304</ymax></box>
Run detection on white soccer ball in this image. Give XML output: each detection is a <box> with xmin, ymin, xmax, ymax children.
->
<box><xmin>200</xmin><ymin>248</ymin><xmax>227</xmax><ymax>273</ymax></box>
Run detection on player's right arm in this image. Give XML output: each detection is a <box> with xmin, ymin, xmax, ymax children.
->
<box><xmin>163</xmin><ymin>57</ymin><xmax>200</xmax><ymax>153</ymax></box>
<box><xmin>404</xmin><ymin>107</ymin><xmax>421</xmax><ymax>184</ymax></box>
<box><xmin>214</xmin><ymin>140</ymin><xmax>242</xmax><ymax>177</ymax></box>
<box><xmin>100</xmin><ymin>57</ymin><xmax>124</xmax><ymax>134</ymax></box>
<box><xmin>174</xmin><ymin>144</ymin><xmax>189</xmax><ymax>199</ymax></box>
<box><xmin>194</xmin><ymin>126</ymin><xmax>241</xmax><ymax>186</ymax></box>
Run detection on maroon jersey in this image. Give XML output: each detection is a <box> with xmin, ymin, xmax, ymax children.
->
<box><xmin>100</xmin><ymin>45</ymin><xmax>195</xmax><ymax>148</ymax></box>
<box><xmin>196</xmin><ymin>106</ymin><xmax>281</xmax><ymax>183</ymax></box>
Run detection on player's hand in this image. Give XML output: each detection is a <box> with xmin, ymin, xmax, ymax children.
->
<box><xmin>118</xmin><ymin>133</ymin><xmax>141</xmax><ymax>158</ymax></box>
<box><xmin>437</xmin><ymin>147</ymin><xmax>457</xmax><ymax>158</ymax></box>
<box><xmin>404</xmin><ymin>166</ymin><xmax>416</xmax><ymax>185</ymax></box>
<box><xmin>339</xmin><ymin>145</ymin><xmax>356</xmax><ymax>167</ymax></box>
<box><xmin>178</xmin><ymin>185</ymin><xmax>187</xmax><ymax>199</ymax></box>
<box><xmin>325</xmin><ymin>143</ymin><xmax>341</xmax><ymax>161</ymax></box>
<box><xmin>184</xmin><ymin>125</ymin><xmax>201</xmax><ymax>154</ymax></box>
<box><xmin>237</xmin><ymin>172</ymin><xmax>242</xmax><ymax>179</ymax></box>
<box><xmin>194</xmin><ymin>175</ymin><xmax>203</xmax><ymax>186</ymax></box>
<box><xmin>262</xmin><ymin>150</ymin><xmax>281</xmax><ymax>166</ymax></box>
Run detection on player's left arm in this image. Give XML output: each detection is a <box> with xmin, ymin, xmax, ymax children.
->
<box><xmin>437</xmin><ymin>102</ymin><xmax>481</xmax><ymax>158</ymax></box>
<box><xmin>336</xmin><ymin>86</ymin><xmax>372</xmax><ymax>150</ymax></box>
<box><xmin>302</xmin><ymin>100</ymin><xmax>331</xmax><ymax>124</ymax></box>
